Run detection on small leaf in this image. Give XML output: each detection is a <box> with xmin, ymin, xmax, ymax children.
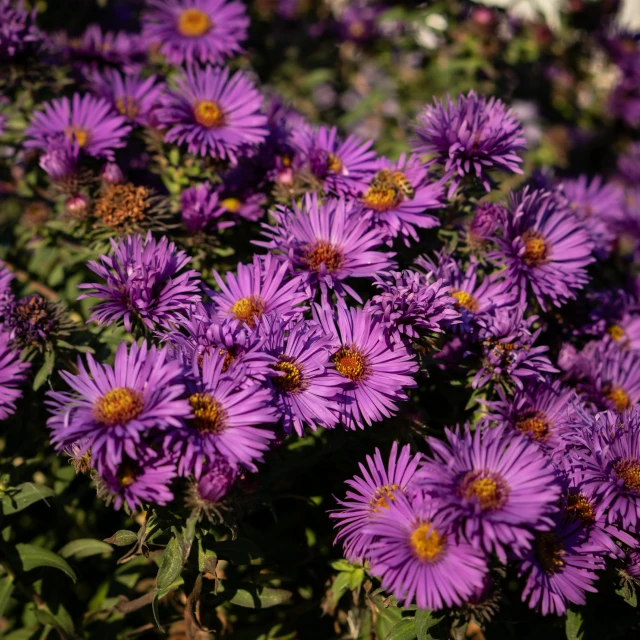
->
<box><xmin>376</xmin><ymin>601</ymin><xmax>404</xmax><ymax>640</ymax></box>
<box><xmin>15</xmin><ymin>543</ymin><xmax>77</xmax><ymax>582</ymax></box>
<box><xmin>151</xmin><ymin>589</ymin><xmax>164</xmax><ymax>633</ymax></box>
<box><xmin>349</xmin><ymin>568</ymin><xmax>365</xmax><ymax>591</ymax></box>
<box><xmin>415</xmin><ymin>609</ymin><xmax>444</xmax><ymax>640</ymax></box>
<box><xmin>33</xmin><ymin>350</ymin><xmax>55</xmax><ymax>390</ymax></box>
<box><xmin>565</xmin><ymin>609</ymin><xmax>584</xmax><ymax>640</ymax></box>
<box><xmin>59</xmin><ymin>538</ymin><xmax>113</xmax><ymax>560</ymax></box>
<box><xmin>616</xmin><ymin>583</ymin><xmax>638</xmax><ymax>607</ymax></box>
<box><xmin>221</xmin><ymin>583</ymin><xmax>292</xmax><ymax>609</ymax></box>
<box><xmin>330</xmin><ymin>571</ymin><xmax>352</xmax><ymax>603</ymax></box>
<box><xmin>386</xmin><ymin>617</ymin><xmax>416</xmax><ymax>640</ymax></box>
<box><xmin>156</xmin><ymin>537</ymin><xmax>183</xmax><ymax>590</ymax></box>
<box><xmin>1</xmin><ymin>483</ymin><xmax>55</xmax><ymax>515</ymax></box>
<box><xmin>330</xmin><ymin>559</ymin><xmax>355</xmax><ymax>572</ymax></box>
<box><xmin>35</xmin><ymin>601</ymin><xmax>75</xmax><ymax>637</ymax></box>
<box><xmin>104</xmin><ymin>530</ymin><xmax>138</xmax><ymax>547</ymax></box>
<box><xmin>0</xmin><ymin>574</ymin><xmax>14</xmax><ymax>617</ymax></box>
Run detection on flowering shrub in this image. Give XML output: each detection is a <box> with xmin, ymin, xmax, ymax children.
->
<box><xmin>1</xmin><ymin>1</ymin><xmax>639</xmax><ymax>639</ymax></box>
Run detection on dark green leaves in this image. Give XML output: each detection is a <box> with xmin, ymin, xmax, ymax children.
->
<box><xmin>103</xmin><ymin>530</ymin><xmax>138</xmax><ymax>547</ymax></box>
<box><xmin>1</xmin><ymin>483</ymin><xmax>55</xmax><ymax>515</ymax></box>
<box><xmin>156</xmin><ymin>536</ymin><xmax>184</xmax><ymax>590</ymax></box>
<box><xmin>217</xmin><ymin>583</ymin><xmax>292</xmax><ymax>609</ymax></box>
<box><xmin>565</xmin><ymin>609</ymin><xmax>584</xmax><ymax>640</ymax></box>
<box><xmin>415</xmin><ymin>609</ymin><xmax>444</xmax><ymax>640</ymax></box>
<box><xmin>15</xmin><ymin>543</ymin><xmax>76</xmax><ymax>582</ymax></box>
<box><xmin>59</xmin><ymin>538</ymin><xmax>113</xmax><ymax>560</ymax></box>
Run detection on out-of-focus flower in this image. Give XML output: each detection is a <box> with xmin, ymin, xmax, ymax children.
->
<box><xmin>68</xmin><ymin>25</ymin><xmax>145</xmax><ymax>72</ymax></box>
<box><xmin>469</xmin><ymin>201</ymin><xmax>507</xmax><ymax>241</ymax></box>
<box><xmin>100</xmin><ymin>162</ymin><xmax>125</xmax><ymax>185</ymax></box>
<box><xmin>0</xmin><ymin>0</ymin><xmax>46</xmax><ymax>59</ymax></box>
<box><xmin>0</xmin><ymin>330</ymin><xmax>29</xmax><ymax>420</ymax></box>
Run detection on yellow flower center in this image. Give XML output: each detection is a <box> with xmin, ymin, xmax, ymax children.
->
<box><xmin>177</xmin><ymin>8</ymin><xmax>212</xmax><ymax>37</ymax></box>
<box><xmin>458</xmin><ymin>470</ymin><xmax>509</xmax><ymax>511</ymax></box>
<box><xmin>189</xmin><ymin>393</ymin><xmax>227</xmax><ymax>434</ymax></box>
<box><xmin>362</xmin><ymin>185</ymin><xmax>401</xmax><ymax>212</ymax></box>
<box><xmin>327</xmin><ymin>153</ymin><xmax>343</xmax><ymax>173</ymax></box>
<box><xmin>302</xmin><ymin>241</ymin><xmax>344</xmax><ymax>274</ymax></box>
<box><xmin>230</xmin><ymin>295</ymin><xmax>266</xmax><ymax>328</ymax></box>
<box><xmin>515</xmin><ymin>410</ymin><xmax>551</xmax><ymax>442</ymax></box>
<box><xmin>535</xmin><ymin>532</ymin><xmax>565</xmax><ymax>574</ymax></box>
<box><xmin>273</xmin><ymin>358</ymin><xmax>303</xmax><ymax>393</ymax></box>
<box><xmin>193</xmin><ymin>100</ymin><xmax>225</xmax><ymax>128</ymax></box>
<box><xmin>614</xmin><ymin>458</ymin><xmax>640</xmax><ymax>493</ymax></box>
<box><xmin>65</xmin><ymin>126</ymin><xmax>89</xmax><ymax>148</ymax></box>
<box><xmin>522</xmin><ymin>230</ymin><xmax>549</xmax><ymax>266</ymax></box>
<box><xmin>608</xmin><ymin>324</ymin><xmax>626</xmax><ymax>342</ymax></box>
<box><xmin>450</xmin><ymin>289</ymin><xmax>480</xmax><ymax>313</ymax></box>
<box><xmin>410</xmin><ymin>522</ymin><xmax>445</xmax><ymax>562</ymax></box>
<box><xmin>604</xmin><ymin>384</ymin><xmax>631</xmax><ymax>412</ymax></box>
<box><xmin>117</xmin><ymin>460</ymin><xmax>139</xmax><ymax>488</ymax></box>
<box><xmin>369</xmin><ymin>484</ymin><xmax>400</xmax><ymax>512</ymax></box>
<box><xmin>565</xmin><ymin>491</ymin><xmax>595</xmax><ymax>526</ymax></box>
<box><xmin>331</xmin><ymin>347</ymin><xmax>367</xmax><ymax>381</ymax></box>
<box><xmin>221</xmin><ymin>197</ymin><xmax>242</xmax><ymax>213</ymax></box>
<box><xmin>93</xmin><ymin>387</ymin><xmax>144</xmax><ymax>426</ymax></box>
<box><xmin>116</xmin><ymin>95</ymin><xmax>139</xmax><ymax>119</ymax></box>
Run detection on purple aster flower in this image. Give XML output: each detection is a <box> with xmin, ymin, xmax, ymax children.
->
<box><xmin>219</xmin><ymin>191</ymin><xmax>266</xmax><ymax>222</ymax></box>
<box><xmin>469</xmin><ymin>201</ymin><xmax>507</xmax><ymax>241</ymax></box>
<box><xmin>314</xmin><ymin>304</ymin><xmax>418</xmax><ymax>430</ymax></box>
<box><xmin>0</xmin><ymin>330</ymin><xmax>29</xmax><ymax>420</ymax></box>
<box><xmin>625</xmin><ymin>551</ymin><xmax>640</xmax><ymax>580</ymax></box>
<box><xmin>168</xmin><ymin>351</ymin><xmax>277</xmax><ymax>477</ymax></box>
<box><xmin>491</xmin><ymin>188</ymin><xmax>595</xmax><ymax>309</ymax></box>
<box><xmin>413</xmin><ymin>91</ymin><xmax>526</xmax><ymax>197</ymax></box>
<box><xmin>262</xmin><ymin>317</ymin><xmax>341</xmax><ymax>435</ymax></box>
<box><xmin>0</xmin><ymin>113</ymin><xmax>5</xmax><ymax>139</ymax></box>
<box><xmin>156</xmin><ymin>65</ymin><xmax>268</xmax><ymax>163</ymax></box>
<box><xmin>416</xmin><ymin>426</ymin><xmax>561</xmax><ymax>563</ymax></box>
<box><xmin>518</xmin><ymin>516</ymin><xmax>604</xmax><ymax>616</ymax></box>
<box><xmin>358</xmin><ymin>153</ymin><xmax>444</xmax><ymax>244</ymax></box>
<box><xmin>4</xmin><ymin>294</ymin><xmax>63</xmax><ymax>349</ymax></box>
<box><xmin>196</xmin><ymin>456</ymin><xmax>237</xmax><ymax>502</ymax></box>
<box><xmin>331</xmin><ymin>442</ymin><xmax>422</xmax><ymax>562</ymax></box>
<box><xmin>208</xmin><ymin>254</ymin><xmax>307</xmax><ymax>330</ymax></box>
<box><xmin>180</xmin><ymin>182</ymin><xmax>232</xmax><ymax>235</ymax></box>
<box><xmin>293</xmin><ymin>125</ymin><xmax>377</xmax><ymax>196</ymax></box>
<box><xmin>367</xmin><ymin>269</ymin><xmax>458</xmax><ymax>344</ymax></box>
<box><xmin>39</xmin><ymin>136</ymin><xmax>79</xmax><ymax>182</ymax></box>
<box><xmin>25</xmin><ymin>94</ymin><xmax>131</xmax><ymax>160</ymax></box>
<box><xmin>97</xmin><ymin>446</ymin><xmax>177</xmax><ymax>511</ymax></box>
<box><xmin>473</xmin><ymin>308</ymin><xmax>557</xmax><ymax>390</ymax></box>
<box><xmin>366</xmin><ymin>492</ymin><xmax>488</xmax><ymax>610</ymax></box>
<box><xmin>142</xmin><ymin>0</ymin><xmax>248</xmax><ymax>66</ymax></box>
<box><xmin>618</xmin><ymin>142</ymin><xmax>640</xmax><ymax>186</ymax></box>
<box><xmin>69</xmin><ymin>25</ymin><xmax>146</xmax><ymax>72</ymax></box>
<box><xmin>78</xmin><ymin>232</ymin><xmax>202</xmax><ymax>331</ymax></box>
<box><xmin>90</xmin><ymin>68</ymin><xmax>165</xmax><ymax>127</ymax></box>
<box><xmin>101</xmin><ymin>162</ymin><xmax>125</xmax><ymax>185</ymax></box>
<box><xmin>46</xmin><ymin>341</ymin><xmax>190</xmax><ymax>474</ymax></box>
<box><xmin>0</xmin><ymin>0</ymin><xmax>45</xmax><ymax>59</ymax></box>
<box><xmin>557</xmin><ymin>176</ymin><xmax>624</xmax><ymax>256</ymax></box>
<box><xmin>256</xmin><ymin>194</ymin><xmax>395</xmax><ymax>303</ymax></box>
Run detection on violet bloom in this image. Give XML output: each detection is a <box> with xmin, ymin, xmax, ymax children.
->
<box><xmin>142</xmin><ymin>0</ymin><xmax>248</xmax><ymax>66</ymax></box>
<box><xmin>97</xmin><ymin>446</ymin><xmax>177</xmax><ymax>511</ymax></box>
<box><xmin>90</xmin><ymin>69</ymin><xmax>165</xmax><ymax>127</ymax></box>
<box><xmin>78</xmin><ymin>232</ymin><xmax>202</xmax><ymax>331</ymax></box>
<box><xmin>39</xmin><ymin>136</ymin><xmax>79</xmax><ymax>182</ymax></box>
<box><xmin>366</xmin><ymin>493</ymin><xmax>488</xmax><ymax>611</ymax></box>
<box><xmin>4</xmin><ymin>294</ymin><xmax>62</xmax><ymax>349</ymax></box>
<box><xmin>315</xmin><ymin>304</ymin><xmax>418</xmax><ymax>430</ymax></box>
<box><xmin>359</xmin><ymin>153</ymin><xmax>444</xmax><ymax>243</ymax></box>
<box><xmin>491</xmin><ymin>188</ymin><xmax>595</xmax><ymax>309</ymax></box>
<box><xmin>25</xmin><ymin>94</ymin><xmax>131</xmax><ymax>160</ymax></box>
<box><xmin>256</xmin><ymin>194</ymin><xmax>395</xmax><ymax>303</ymax></box>
<box><xmin>293</xmin><ymin>124</ymin><xmax>377</xmax><ymax>196</ymax></box>
<box><xmin>413</xmin><ymin>91</ymin><xmax>526</xmax><ymax>197</ymax></box>
<box><xmin>209</xmin><ymin>254</ymin><xmax>307</xmax><ymax>330</ymax></box>
<box><xmin>469</xmin><ymin>201</ymin><xmax>506</xmax><ymax>241</ymax></box>
<box><xmin>0</xmin><ymin>0</ymin><xmax>45</xmax><ymax>59</ymax></box>
<box><xmin>70</xmin><ymin>25</ymin><xmax>146</xmax><ymax>72</ymax></box>
<box><xmin>331</xmin><ymin>442</ymin><xmax>422</xmax><ymax>562</ymax></box>
<box><xmin>0</xmin><ymin>330</ymin><xmax>29</xmax><ymax>420</ymax></box>
<box><xmin>197</xmin><ymin>457</ymin><xmax>237</xmax><ymax>502</ymax></box>
<box><xmin>417</xmin><ymin>426</ymin><xmax>561</xmax><ymax>563</ymax></box>
<box><xmin>168</xmin><ymin>351</ymin><xmax>278</xmax><ymax>477</ymax></box>
<box><xmin>625</xmin><ymin>551</ymin><xmax>640</xmax><ymax>580</ymax></box>
<box><xmin>180</xmin><ymin>182</ymin><xmax>232</xmax><ymax>235</ymax></box>
<box><xmin>367</xmin><ymin>270</ymin><xmax>458</xmax><ymax>344</ymax></box>
<box><xmin>262</xmin><ymin>317</ymin><xmax>341</xmax><ymax>435</ymax></box>
<box><xmin>46</xmin><ymin>341</ymin><xmax>190</xmax><ymax>474</ymax></box>
<box><xmin>156</xmin><ymin>65</ymin><xmax>268</xmax><ymax>163</ymax></box>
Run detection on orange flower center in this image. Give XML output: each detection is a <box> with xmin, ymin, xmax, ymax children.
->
<box><xmin>327</xmin><ymin>153</ymin><xmax>343</xmax><ymax>173</ymax></box>
<box><xmin>410</xmin><ymin>522</ymin><xmax>445</xmax><ymax>562</ymax></box>
<box><xmin>369</xmin><ymin>484</ymin><xmax>400</xmax><ymax>512</ymax></box>
<box><xmin>331</xmin><ymin>347</ymin><xmax>367</xmax><ymax>381</ymax></box>
<box><xmin>302</xmin><ymin>241</ymin><xmax>344</xmax><ymax>274</ymax></box>
<box><xmin>194</xmin><ymin>100</ymin><xmax>225</xmax><ymax>128</ymax></box>
<box><xmin>522</xmin><ymin>230</ymin><xmax>549</xmax><ymax>266</ymax></box>
<box><xmin>230</xmin><ymin>295</ymin><xmax>266</xmax><ymax>328</ymax></box>
<box><xmin>116</xmin><ymin>95</ymin><xmax>139</xmax><ymax>119</ymax></box>
<box><xmin>189</xmin><ymin>393</ymin><xmax>227</xmax><ymax>434</ymax></box>
<box><xmin>221</xmin><ymin>197</ymin><xmax>242</xmax><ymax>213</ymax></box>
<box><xmin>603</xmin><ymin>384</ymin><xmax>631</xmax><ymax>412</ymax></box>
<box><xmin>515</xmin><ymin>410</ymin><xmax>551</xmax><ymax>442</ymax></box>
<box><xmin>451</xmin><ymin>289</ymin><xmax>480</xmax><ymax>313</ymax></box>
<box><xmin>273</xmin><ymin>358</ymin><xmax>303</xmax><ymax>393</ymax></box>
<box><xmin>177</xmin><ymin>8</ymin><xmax>212</xmax><ymax>37</ymax></box>
<box><xmin>607</xmin><ymin>324</ymin><xmax>626</xmax><ymax>342</ymax></box>
<box><xmin>565</xmin><ymin>491</ymin><xmax>595</xmax><ymax>526</ymax></box>
<box><xmin>94</xmin><ymin>387</ymin><xmax>144</xmax><ymax>426</ymax></box>
<box><xmin>117</xmin><ymin>460</ymin><xmax>139</xmax><ymax>488</ymax></box>
<box><xmin>65</xmin><ymin>126</ymin><xmax>90</xmax><ymax>148</ymax></box>
<box><xmin>614</xmin><ymin>458</ymin><xmax>640</xmax><ymax>493</ymax></box>
<box><xmin>458</xmin><ymin>470</ymin><xmax>509</xmax><ymax>511</ymax></box>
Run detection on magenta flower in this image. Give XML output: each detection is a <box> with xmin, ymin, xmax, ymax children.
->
<box><xmin>0</xmin><ymin>330</ymin><xmax>29</xmax><ymax>420</ymax></box>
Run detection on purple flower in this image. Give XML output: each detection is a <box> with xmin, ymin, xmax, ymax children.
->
<box><xmin>469</xmin><ymin>201</ymin><xmax>506</xmax><ymax>241</ymax></box>
<box><xmin>4</xmin><ymin>294</ymin><xmax>62</xmax><ymax>349</ymax></box>
<box><xmin>142</xmin><ymin>0</ymin><xmax>249</xmax><ymax>66</ymax></box>
<box><xmin>0</xmin><ymin>330</ymin><xmax>29</xmax><ymax>420</ymax></box>
<box><xmin>491</xmin><ymin>188</ymin><xmax>595</xmax><ymax>308</ymax></box>
<box><xmin>78</xmin><ymin>232</ymin><xmax>202</xmax><ymax>331</ymax></box>
<box><xmin>314</xmin><ymin>304</ymin><xmax>418</xmax><ymax>430</ymax></box>
<box><xmin>101</xmin><ymin>162</ymin><xmax>125</xmax><ymax>185</ymax></box>
<box><xmin>197</xmin><ymin>457</ymin><xmax>237</xmax><ymax>502</ymax></box>
<box><xmin>180</xmin><ymin>182</ymin><xmax>231</xmax><ymax>235</ymax></box>
<box><xmin>609</xmin><ymin>71</ymin><xmax>640</xmax><ymax>128</ymax></box>
<box><xmin>331</xmin><ymin>442</ymin><xmax>422</xmax><ymax>562</ymax></box>
<box><xmin>157</xmin><ymin>65</ymin><xmax>268</xmax><ymax>163</ymax></box>
<box><xmin>0</xmin><ymin>261</ymin><xmax>13</xmax><ymax>314</ymax></box>
<box><xmin>90</xmin><ymin>69</ymin><xmax>165</xmax><ymax>127</ymax></box>
<box><xmin>366</xmin><ymin>493</ymin><xmax>488</xmax><ymax>610</ymax></box>
<box><xmin>359</xmin><ymin>153</ymin><xmax>444</xmax><ymax>243</ymax></box>
<box><xmin>39</xmin><ymin>136</ymin><xmax>79</xmax><ymax>181</ymax></box>
<box><xmin>413</xmin><ymin>91</ymin><xmax>526</xmax><ymax>196</ymax></box>
<box><xmin>293</xmin><ymin>125</ymin><xmax>377</xmax><ymax>196</ymax></box>
<box><xmin>262</xmin><ymin>317</ymin><xmax>341</xmax><ymax>435</ymax></box>
<box><xmin>417</xmin><ymin>426</ymin><xmax>561</xmax><ymax>562</ymax></box>
<box><xmin>209</xmin><ymin>254</ymin><xmax>307</xmax><ymax>330</ymax></box>
<box><xmin>70</xmin><ymin>25</ymin><xmax>146</xmax><ymax>72</ymax></box>
<box><xmin>256</xmin><ymin>194</ymin><xmax>395</xmax><ymax>303</ymax></box>
<box><xmin>46</xmin><ymin>341</ymin><xmax>190</xmax><ymax>474</ymax></box>
<box><xmin>618</xmin><ymin>142</ymin><xmax>640</xmax><ymax>186</ymax></box>
<box><xmin>367</xmin><ymin>269</ymin><xmax>458</xmax><ymax>344</ymax></box>
<box><xmin>169</xmin><ymin>351</ymin><xmax>277</xmax><ymax>476</ymax></box>
<box><xmin>25</xmin><ymin>94</ymin><xmax>131</xmax><ymax>160</ymax></box>
<box><xmin>625</xmin><ymin>551</ymin><xmax>640</xmax><ymax>580</ymax></box>
<box><xmin>97</xmin><ymin>446</ymin><xmax>177</xmax><ymax>511</ymax></box>
<box><xmin>0</xmin><ymin>0</ymin><xmax>45</xmax><ymax>59</ymax></box>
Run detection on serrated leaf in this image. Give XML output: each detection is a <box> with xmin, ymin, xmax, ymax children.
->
<box><xmin>219</xmin><ymin>583</ymin><xmax>292</xmax><ymax>609</ymax></box>
<box><xmin>386</xmin><ymin>617</ymin><xmax>416</xmax><ymax>640</ymax></box>
<box><xmin>0</xmin><ymin>574</ymin><xmax>14</xmax><ymax>617</ymax></box>
<box><xmin>1</xmin><ymin>483</ymin><xmax>55</xmax><ymax>515</ymax></box>
<box><xmin>59</xmin><ymin>538</ymin><xmax>113</xmax><ymax>560</ymax></box>
<box><xmin>415</xmin><ymin>609</ymin><xmax>444</xmax><ymax>640</ymax></box>
<box><xmin>156</xmin><ymin>537</ymin><xmax>183</xmax><ymax>590</ymax></box>
<box><xmin>104</xmin><ymin>530</ymin><xmax>138</xmax><ymax>547</ymax></box>
<box><xmin>15</xmin><ymin>544</ymin><xmax>76</xmax><ymax>582</ymax></box>
<box><xmin>565</xmin><ymin>609</ymin><xmax>584</xmax><ymax>640</ymax></box>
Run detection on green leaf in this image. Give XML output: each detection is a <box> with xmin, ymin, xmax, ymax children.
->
<box><xmin>210</xmin><ymin>538</ymin><xmax>263</xmax><ymax>565</ymax></box>
<box><xmin>15</xmin><ymin>544</ymin><xmax>76</xmax><ymax>582</ymax></box>
<box><xmin>565</xmin><ymin>609</ymin><xmax>584</xmax><ymax>640</ymax></box>
<box><xmin>348</xmin><ymin>568</ymin><xmax>365</xmax><ymax>591</ymax></box>
<box><xmin>59</xmin><ymin>538</ymin><xmax>113</xmax><ymax>560</ymax></box>
<box><xmin>151</xmin><ymin>589</ymin><xmax>164</xmax><ymax>633</ymax></box>
<box><xmin>330</xmin><ymin>559</ymin><xmax>355</xmax><ymax>572</ymax></box>
<box><xmin>386</xmin><ymin>618</ymin><xmax>416</xmax><ymax>640</ymax></box>
<box><xmin>0</xmin><ymin>574</ymin><xmax>14</xmax><ymax>617</ymax></box>
<box><xmin>35</xmin><ymin>602</ymin><xmax>75</xmax><ymax>637</ymax></box>
<box><xmin>615</xmin><ymin>583</ymin><xmax>638</xmax><ymax>607</ymax></box>
<box><xmin>375</xmin><ymin>601</ymin><xmax>403</xmax><ymax>640</ymax></box>
<box><xmin>104</xmin><ymin>530</ymin><xmax>138</xmax><ymax>547</ymax></box>
<box><xmin>1</xmin><ymin>483</ymin><xmax>55</xmax><ymax>515</ymax></box>
<box><xmin>221</xmin><ymin>583</ymin><xmax>292</xmax><ymax>609</ymax></box>
<box><xmin>415</xmin><ymin>609</ymin><xmax>444</xmax><ymax>640</ymax></box>
<box><xmin>330</xmin><ymin>571</ymin><xmax>352</xmax><ymax>603</ymax></box>
<box><xmin>156</xmin><ymin>537</ymin><xmax>183</xmax><ymax>590</ymax></box>
<box><xmin>33</xmin><ymin>350</ymin><xmax>55</xmax><ymax>390</ymax></box>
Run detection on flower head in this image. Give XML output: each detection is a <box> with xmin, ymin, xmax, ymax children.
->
<box><xmin>0</xmin><ymin>330</ymin><xmax>29</xmax><ymax>420</ymax></box>
<box><xmin>0</xmin><ymin>0</ymin><xmax>46</xmax><ymax>59</ymax></box>
<box><xmin>180</xmin><ymin>182</ymin><xmax>231</xmax><ymax>235</ymax></box>
<box><xmin>4</xmin><ymin>294</ymin><xmax>64</xmax><ymax>349</ymax></box>
<box><xmin>69</xmin><ymin>25</ymin><xmax>145</xmax><ymax>72</ymax></box>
